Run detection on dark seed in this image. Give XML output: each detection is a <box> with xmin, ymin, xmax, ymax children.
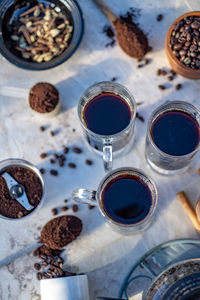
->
<box><xmin>51</xmin><ymin>208</ymin><xmax>58</xmax><ymax>216</ymax></box>
<box><xmin>158</xmin><ymin>85</ymin><xmax>166</xmax><ymax>90</ymax></box>
<box><xmin>72</xmin><ymin>204</ymin><xmax>78</xmax><ymax>213</ymax></box>
<box><xmin>176</xmin><ymin>83</ymin><xmax>182</xmax><ymax>90</ymax></box>
<box><xmin>88</xmin><ymin>205</ymin><xmax>95</xmax><ymax>210</ymax></box>
<box><xmin>85</xmin><ymin>159</ymin><xmax>93</xmax><ymax>166</ymax></box>
<box><xmin>157</xmin><ymin>14</ymin><xmax>163</xmax><ymax>21</ymax></box>
<box><xmin>40</xmin><ymin>126</ymin><xmax>45</xmax><ymax>132</ymax></box>
<box><xmin>40</xmin><ymin>168</ymin><xmax>45</xmax><ymax>174</ymax></box>
<box><xmin>37</xmin><ymin>272</ymin><xmax>42</xmax><ymax>280</ymax></box>
<box><xmin>61</xmin><ymin>206</ymin><xmax>69</xmax><ymax>211</ymax></box>
<box><xmin>68</xmin><ymin>163</ymin><xmax>76</xmax><ymax>169</ymax></box>
<box><xmin>50</xmin><ymin>170</ymin><xmax>58</xmax><ymax>176</ymax></box>
<box><xmin>34</xmin><ymin>263</ymin><xmax>41</xmax><ymax>271</ymax></box>
<box><xmin>40</xmin><ymin>153</ymin><xmax>47</xmax><ymax>159</ymax></box>
<box><xmin>63</xmin><ymin>147</ymin><xmax>69</xmax><ymax>154</ymax></box>
<box><xmin>72</xmin><ymin>147</ymin><xmax>82</xmax><ymax>154</ymax></box>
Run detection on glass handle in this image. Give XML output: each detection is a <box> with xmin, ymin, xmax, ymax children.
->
<box><xmin>103</xmin><ymin>143</ymin><xmax>113</xmax><ymax>171</ymax></box>
<box><xmin>72</xmin><ymin>189</ymin><xmax>97</xmax><ymax>206</ymax></box>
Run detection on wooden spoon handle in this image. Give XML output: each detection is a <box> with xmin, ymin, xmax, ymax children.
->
<box><xmin>176</xmin><ymin>191</ymin><xmax>200</xmax><ymax>233</ymax></box>
<box><xmin>92</xmin><ymin>0</ymin><xmax>117</xmax><ymax>23</ymax></box>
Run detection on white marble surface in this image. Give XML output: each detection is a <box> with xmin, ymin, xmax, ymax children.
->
<box><xmin>0</xmin><ymin>0</ymin><xmax>200</xmax><ymax>299</ymax></box>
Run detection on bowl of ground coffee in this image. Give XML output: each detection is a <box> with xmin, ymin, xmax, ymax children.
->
<box><xmin>165</xmin><ymin>11</ymin><xmax>200</xmax><ymax>79</ymax></box>
<box><xmin>0</xmin><ymin>158</ymin><xmax>45</xmax><ymax>220</ymax></box>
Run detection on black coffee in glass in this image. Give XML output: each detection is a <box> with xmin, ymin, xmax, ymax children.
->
<box><xmin>101</xmin><ymin>173</ymin><xmax>152</xmax><ymax>225</ymax></box>
<box><xmin>83</xmin><ymin>93</ymin><xmax>132</xmax><ymax>135</ymax></box>
<box><xmin>151</xmin><ymin>110</ymin><xmax>200</xmax><ymax>156</ymax></box>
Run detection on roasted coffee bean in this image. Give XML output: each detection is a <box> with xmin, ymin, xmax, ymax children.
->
<box><xmin>68</xmin><ymin>163</ymin><xmax>76</xmax><ymax>169</ymax></box>
<box><xmin>64</xmin><ymin>199</ymin><xmax>69</xmax><ymax>203</ymax></box>
<box><xmin>173</xmin><ymin>43</ymin><xmax>182</xmax><ymax>50</ymax></box>
<box><xmin>50</xmin><ymin>131</ymin><xmax>55</xmax><ymax>136</ymax></box>
<box><xmin>57</xmin><ymin>257</ymin><xmax>64</xmax><ymax>264</ymax></box>
<box><xmin>51</xmin><ymin>208</ymin><xmax>58</xmax><ymax>216</ymax></box>
<box><xmin>33</xmin><ymin>248</ymin><xmax>40</xmax><ymax>257</ymax></box>
<box><xmin>157</xmin><ymin>14</ymin><xmax>163</xmax><ymax>21</ymax></box>
<box><xmin>17</xmin><ymin>211</ymin><xmax>23</xmax><ymax>218</ymax></box>
<box><xmin>168</xmin><ymin>75</ymin><xmax>174</xmax><ymax>81</ymax></box>
<box><xmin>191</xmin><ymin>21</ymin><xmax>200</xmax><ymax>29</ymax></box>
<box><xmin>158</xmin><ymin>85</ymin><xmax>166</xmax><ymax>90</ymax></box>
<box><xmin>37</xmin><ymin>272</ymin><xmax>42</xmax><ymax>280</ymax></box>
<box><xmin>61</xmin><ymin>206</ymin><xmax>69</xmax><ymax>211</ymax></box>
<box><xmin>53</xmin><ymin>153</ymin><xmax>59</xmax><ymax>159</ymax></box>
<box><xmin>34</xmin><ymin>263</ymin><xmax>41</xmax><ymax>271</ymax></box>
<box><xmin>88</xmin><ymin>204</ymin><xmax>95</xmax><ymax>210</ymax></box>
<box><xmin>85</xmin><ymin>159</ymin><xmax>93</xmax><ymax>166</ymax></box>
<box><xmin>39</xmin><ymin>254</ymin><xmax>47</xmax><ymax>261</ymax></box>
<box><xmin>40</xmin><ymin>126</ymin><xmax>45</xmax><ymax>132</ymax></box>
<box><xmin>179</xmin><ymin>49</ymin><xmax>187</xmax><ymax>56</ymax></box>
<box><xmin>184</xmin><ymin>57</ymin><xmax>191</xmax><ymax>64</ymax></box>
<box><xmin>72</xmin><ymin>204</ymin><xmax>78</xmax><ymax>213</ymax></box>
<box><xmin>185</xmin><ymin>41</ymin><xmax>191</xmax><ymax>47</ymax></box>
<box><xmin>136</xmin><ymin>112</ymin><xmax>145</xmax><ymax>122</ymax></box>
<box><xmin>72</xmin><ymin>147</ymin><xmax>82</xmax><ymax>154</ymax></box>
<box><xmin>176</xmin><ymin>83</ymin><xmax>182</xmax><ymax>90</ymax></box>
<box><xmin>41</xmin><ymin>261</ymin><xmax>48</xmax><ymax>267</ymax></box>
<box><xmin>50</xmin><ymin>159</ymin><xmax>55</xmax><ymax>164</ymax></box>
<box><xmin>60</xmin><ymin>155</ymin><xmax>66</xmax><ymax>161</ymax></box>
<box><xmin>58</xmin><ymin>158</ymin><xmax>64</xmax><ymax>167</ymax></box>
<box><xmin>63</xmin><ymin>147</ymin><xmax>69</xmax><ymax>154</ymax></box>
<box><xmin>40</xmin><ymin>168</ymin><xmax>45</xmax><ymax>174</ymax></box>
<box><xmin>111</xmin><ymin>77</ymin><xmax>117</xmax><ymax>81</ymax></box>
<box><xmin>190</xmin><ymin>44</ymin><xmax>197</xmax><ymax>51</ymax></box>
<box><xmin>40</xmin><ymin>153</ymin><xmax>47</xmax><ymax>159</ymax></box>
<box><xmin>50</xmin><ymin>170</ymin><xmax>58</xmax><ymax>176</ymax></box>
<box><xmin>170</xmin><ymin>69</ymin><xmax>176</xmax><ymax>76</ymax></box>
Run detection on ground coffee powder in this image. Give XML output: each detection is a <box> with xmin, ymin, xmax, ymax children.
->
<box><xmin>0</xmin><ymin>166</ymin><xmax>43</xmax><ymax>218</ymax></box>
<box><xmin>114</xmin><ymin>15</ymin><xmax>149</xmax><ymax>59</ymax></box>
<box><xmin>29</xmin><ymin>82</ymin><xmax>59</xmax><ymax>113</ymax></box>
<box><xmin>40</xmin><ymin>215</ymin><xmax>82</xmax><ymax>250</ymax></box>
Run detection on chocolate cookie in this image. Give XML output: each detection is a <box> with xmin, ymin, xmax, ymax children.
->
<box><xmin>40</xmin><ymin>215</ymin><xmax>82</xmax><ymax>250</ymax></box>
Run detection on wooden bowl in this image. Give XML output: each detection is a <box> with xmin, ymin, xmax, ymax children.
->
<box><xmin>165</xmin><ymin>11</ymin><xmax>200</xmax><ymax>79</ymax></box>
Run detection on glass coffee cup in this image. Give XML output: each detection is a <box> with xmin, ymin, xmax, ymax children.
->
<box><xmin>78</xmin><ymin>82</ymin><xmax>136</xmax><ymax>171</ymax></box>
<box><xmin>72</xmin><ymin>167</ymin><xmax>158</xmax><ymax>235</ymax></box>
<box><xmin>145</xmin><ymin>101</ymin><xmax>200</xmax><ymax>175</ymax></box>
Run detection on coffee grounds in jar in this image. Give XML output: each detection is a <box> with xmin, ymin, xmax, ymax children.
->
<box><xmin>0</xmin><ymin>166</ymin><xmax>43</xmax><ymax>218</ymax></box>
<box><xmin>113</xmin><ymin>14</ymin><xmax>149</xmax><ymax>59</ymax></box>
<box><xmin>40</xmin><ymin>215</ymin><xmax>82</xmax><ymax>249</ymax></box>
<box><xmin>29</xmin><ymin>82</ymin><xmax>59</xmax><ymax>113</ymax></box>
<box><xmin>170</xmin><ymin>16</ymin><xmax>200</xmax><ymax>69</ymax></box>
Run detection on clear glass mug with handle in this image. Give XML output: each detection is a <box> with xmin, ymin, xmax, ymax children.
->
<box><xmin>78</xmin><ymin>82</ymin><xmax>136</xmax><ymax>171</ymax></box>
<box><xmin>72</xmin><ymin>167</ymin><xmax>158</xmax><ymax>235</ymax></box>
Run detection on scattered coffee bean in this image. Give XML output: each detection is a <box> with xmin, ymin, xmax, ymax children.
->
<box><xmin>61</xmin><ymin>206</ymin><xmax>69</xmax><ymax>211</ymax></box>
<box><xmin>33</xmin><ymin>249</ymin><xmax>40</xmax><ymax>257</ymax></box>
<box><xmin>72</xmin><ymin>147</ymin><xmax>82</xmax><ymax>154</ymax></box>
<box><xmin>137</xmin><ymin>64</ymin><xmax>144</xmax><ymax>68</ymax></box>
<box><xmin>63</xmin><ymin>147</ymin><xmax>69</xmax><ymax>154</ymax></box>
<box><xmin>85</xmin><ymin>159</ymin><xmax>93</xmax><ymax>166</ymax></box>
<box><xmin>41</xmin><ymin>261</ymin><xmax>48</xmax><ymax>267</ymax></box>
<box><xmin>50</xmin><ymin>159</ymin><xmax>55</xmax><ymax>164</ymax></box>
<box><xmin>168</xmin><ymin>75</ymin><xmax>174</xmax><ymax>81</ymax></box>
<box><xmin>50</xmin><ymin>170</ymin><xmax>58</xmax><ymax>176</ymax></box>
<box><xmin>64</xmin><ymin>199</ymin><xmax>69</xmax><ymax>203</ymax></box>
<box><xmin>111</xmin><ymin>77</ymin><xmax>117</xmax><ymax>81</ymax></box>
<box><xmin>157</xmin><ymin>14</ymin><xmax>163</xmax><ymax>21</ymax></box>
<box><xmin>37</xmin><ymin>272</ymin><xmax>42</xmax><ymax>280</ymax></box>
<box><xmin>72</xmin><ymin>128</ymin><xmax>76</xmax><ymax>132</ymax></box>
<box><xmin>88</xmin><ymin>205</ymin><xmax>95</xmax><ymax>210</ymax></box>
<box><xmin>170</xmin><ymin>69</ymin><xmax>176</xmax><ymax>76</ymax></box>
<box><xmin>40</xmin><ymin>153</ymin><xmax>47</xmax><ymax>159</ymax></box>
<box><xmin>34</xmin><ymin>263</ymin><xmax>41</xmax><ymax>271</ymax></box>
<box><xmin>158</xmin><ymin>84</ymin><xmax>166</xmax><ymax>90</ymax></box>
<box><xmin>60</xmin><ymin>155</ymin><xmax>66</xmax><ymax>161</ymax></box>
<box><xmin>157</xmin><ymin>69</ymin><xmax>167</xmax><ymax>76</ymax></box>
<box><xmin>39</xmin><ymin>254</ymin><xmax>47</xmax><ymax>261</ymax></box>
<box><xmin>136</xmin><ymin>102</ymin><xmax>144</xmax><ymax>106</ymax></box>
<box><xmin>40</xmin><ymin>168</ymin><xmax>45</xmax><ymax>174</ymax></box>
<box><xmin>136</xmin><ymin>112</ymin><xmax>145</xmax><ymax>122</ymax></box>
<box><xmin>51</xmin><ymin>208</ymin><xmax>58</xmax><ymax>216</ymax></box>
<box><xmin>176</xmin><ymin>83</ymin><xmax>182</xmax><ymax>90</ymax></box>
<box><xmin>58</xmin><ymin>158</ymin><xmax>64</xmax><ymax>167</ymax></box>
<box><xmin>54</xmin><ymin>153</ymin><xmax>59</xmax><ymax>159</ymax></box>
<box><xmin>40</xmin><ymin>126</ymin><xmax>45</xmax><ymax>132</ymax></box>
<box><xmin>68</xmin><ymin>163</ymin><xmax>76</xmax><ymax>169</ymax></box>
<box><xmin>72</xmin><ymin>204</ymin><xmax>78</xmax><ymax>213</ymax></box>
<box><xmin>50</xmin><ymin>131</ymin><xmax>55</xmax><ymax>137</ymax></box>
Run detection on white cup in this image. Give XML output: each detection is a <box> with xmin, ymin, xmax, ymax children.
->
<box><xmin>40</xmin><ymin>275</ymin><xmax>90</xmax><ymax>300</ymax></box>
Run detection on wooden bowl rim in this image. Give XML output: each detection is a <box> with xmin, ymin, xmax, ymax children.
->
<box><xmin>165</xmin><ymin>11</ymin><xmax>200</xmax><ymax>74</ymax></box>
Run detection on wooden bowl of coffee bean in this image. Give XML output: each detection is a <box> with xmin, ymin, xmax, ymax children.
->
<box><xmin>165</xmin><ymin>11</ymin><xmax>200</xmax><ymax>79</ymax></box>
